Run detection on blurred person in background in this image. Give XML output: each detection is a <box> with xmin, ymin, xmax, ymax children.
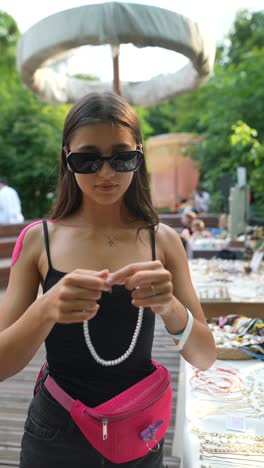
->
<box><xmin>189</xmin><ymin>219</ymin><xmax>212</xmax><ymax>241</ymax></box>
<box><xmin>193</xmin><ymin>186</ymin><xmax>211</xmax><ymax>213</ymax></box>
<box><xmin>0</xmin><ymin>177</ymin><xmax>24</xmax><ymax>224</ymax></box>
<box><xmin>178</xmin><ymin>194</ymin><xmax>198</xmax><ymax>215</ymax></box>
<box><xmin>180</xmin><ymin>211</ymin><xmax>197</xmax><ymax>240</ymax></box>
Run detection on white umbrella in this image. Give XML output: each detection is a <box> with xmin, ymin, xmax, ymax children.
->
<box><xmin>16</xmin><ymin>1</ymin><xmax>215</xmax><ymax>105</ymax></box>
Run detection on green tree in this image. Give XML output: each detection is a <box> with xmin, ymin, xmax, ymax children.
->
<box><xmin>133</xmin><ymin>105</ymin><xmax>153</xmax><ymax>141</ymax></box>
<box><xmin>0</xmin><ymin>10</ymin><xmax>19</xmax><ymax>74</ymax></box>
<box><xmin>0</xmin><ymin>10</ymin><xmax>69</xmax><ymax>219</ymax></box>
<box><xmin>230</xmin><ymin>120</ymin><xmax>264</xmax><ymax>208</ymax></box>
<box><xmin>226</xmin><ymin>10</ymin><xmax>264</xmax><ymax>65</ymax></box>
<box><xmin>0</xmin><ymin>86</ymin><xmax>69</xmax><ymax>218</ymax></box>
<box><xmin>0</xmin><ymin>10</ymin><xmax>20</xmax><ymax>102</ymax></box>
<box><xmin>145</xmin><ymin>9</ymin><xmax>264</xmax><ymax>213</ymax></box>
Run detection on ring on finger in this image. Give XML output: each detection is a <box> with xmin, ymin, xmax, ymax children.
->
<box><xmin>150</xmin><ymin>283</ymin><xmax>156</xmax><ymax>296</ymax></box>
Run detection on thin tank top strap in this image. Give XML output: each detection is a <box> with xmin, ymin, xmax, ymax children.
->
<box><xmin>150</xmin><ymin>225</ymin><xmax>156</xmax><ymax>261</ymax></box>
<box><xmin>42</xmin><ymin>220</ymin><xmax>52</xmax><ymax>269</ymax></box>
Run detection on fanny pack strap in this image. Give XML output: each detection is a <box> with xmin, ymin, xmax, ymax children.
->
<box><xmin>45</xmin><ymin>375</ymin><xmax>73</xmax><ymax>412</ymax></box>
<box><xmin>44</xmin><ymin>360</ymin><xmax>164</xmax><ymax>414</ymax></box>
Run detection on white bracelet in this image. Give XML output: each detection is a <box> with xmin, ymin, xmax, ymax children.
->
<box><xmin>166</xmin><ymin>307</ymin><xmax>194</xmax><ymax>351</ymax></box>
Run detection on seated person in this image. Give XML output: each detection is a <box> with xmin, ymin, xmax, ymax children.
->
<box><xmin>181</xmin><ymin>211</ymin><xmax>197</xmax><ymax>240</ymax></box>
<box><xmin>179</xmin><ymin>195</ymin><xmax>199</xmax><ymax>214</ymax></box>
<box><xmin>193</xmin><ymin>187</ymin><xmax>211</xmax><ymax>213</ymax></box>
<box><xmin>189</xmin><ymin>219</ymin><xmax>212</xmax><ymax>242</ymax></box>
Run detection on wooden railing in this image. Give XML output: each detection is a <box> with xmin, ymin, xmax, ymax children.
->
<box><xmin>0</xmin><ymin>222</ymin><xmax>32</xmax><ymax>288</ymax></box>
<box><xmin>158</xmin><ymin>213</ymin><xmax>220</xmax><ymax>228</ymax></box>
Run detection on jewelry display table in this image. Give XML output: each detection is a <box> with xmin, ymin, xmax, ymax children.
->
<box><xmin>189</xmin><ymin>259</ymin><xmax>264</xmax><ymax>319</ymax></box>
<box><xmin>173</xmin><ymin>358</ymin><xmax>264</xmax><ymax>467</ymax></box>
<box><xmin>172</xmin><ymin>260</ymin><xmax>264</xmax><ymax>466</ymax></box>
<box><xmin>186</xmin><ymin>239</ymin><xmax>245</xmax><ymax>260</ymax></box>
<box><xmin>188</xmin><ymin>247</ymin><xmax>245</xmax><ymax>260</ymax></box>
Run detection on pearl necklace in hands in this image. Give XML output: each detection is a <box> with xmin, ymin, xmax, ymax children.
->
<box><xmin>83</xmin><ymin>305</ymin><xmax>144</xmax><ymax>366</ymax></box>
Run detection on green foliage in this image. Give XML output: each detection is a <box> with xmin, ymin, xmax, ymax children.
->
<box><xmin>0</xmin><ymin>10</ymin><xmax>19</xmax><ymax>74</ymax></box>
<box><xmin>144</xmin><ymin>9</ymin><xmax>264</xmax><ymax>214</ymax></box>
<box><xmin>72</xmin><ymin>73</ymin><xmax>100</xmax><ymax>81</ymax></box>
<box><xmin>0</xmin><ymin>10</ymin><xmax>70</xmax><ymax>219</ymax></box>
<box><xmin>226</xmin><ymin>10</ymin><xmax>264</xmax><ymax>65</ymax></box>
<box><xmin>184</xmin><ymin>47</ymin><xmax>264</xmax><ymax>212</ymax></box>
<box><xmin>143</xmin><ymin>99</ymin><xmax>181</xmax><ymax>135</ymax></box>
<box><xmin>230</xmin><ymin>121</ymin><xmax>264</xmax><ymax>206</ymax></box>
<box><xmin>0</xmin><ymin>86</ymin><xmax>69</xmax><ymax>218</ymax></box>
<box><xmin>133</xmin><ymin>105</ymin><xmax>153</xmax><ymax>142</ymax></box>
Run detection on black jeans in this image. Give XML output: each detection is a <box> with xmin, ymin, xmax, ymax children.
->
<box><xmin>19</xmin><ymin>380</ymin><xmax>165</xmax><ymax>468</ymax></box>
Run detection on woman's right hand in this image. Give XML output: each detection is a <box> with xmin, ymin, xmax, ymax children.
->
<box><xmin>39</xmin><ymin>269</ymin><xmax>110</xmax><ymax>324</ymax></box>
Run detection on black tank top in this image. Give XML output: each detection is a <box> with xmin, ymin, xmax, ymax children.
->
<box><xmin>42</xmin><ymin>220</ymin><xmax>157</xmax><ymax>407</ymax></box>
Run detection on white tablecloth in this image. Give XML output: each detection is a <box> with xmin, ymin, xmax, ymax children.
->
<box><xmin>189</xmin><ymin>259</ymin><xmax>264</xmax><ymax>304</ymax></box>
<box><xmin>172</xmin><ymin>358</ymin><xmax>264</xmax><ymax>468</ymax></box>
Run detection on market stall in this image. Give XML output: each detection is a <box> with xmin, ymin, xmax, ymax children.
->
<box><xmin>173</xmin><ymin>358</ymin><xmax>264</xmax><ymax>467</ymax></box>
<box><xmin>186</xmin><ymin>238</ymin><xmax>245</xmax><ymax>260</ymax></box>
<box><xmin>170</xmin><ymin>258</ymin><xmax>264</xmax><ymax>467</ymax></box>
<box><xmin>189</xmin><ymin>259</ymin><xmax>264</xmax><ymax>318</ymax></box>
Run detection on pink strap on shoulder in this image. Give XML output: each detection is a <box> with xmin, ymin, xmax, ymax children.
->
<box><xmin>11</xmin><ymin>220</ymin><xmax>42</xmax><ymax>266</ymax></box>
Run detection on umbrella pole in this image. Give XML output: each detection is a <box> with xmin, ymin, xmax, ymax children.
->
<box><xmin>111</xmin><ymin>45</ymin><xmax>121</xmax><ymax>95</ymax></box>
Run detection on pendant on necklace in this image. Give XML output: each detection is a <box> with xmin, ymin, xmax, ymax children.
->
<box><xmin>105</xmin><ymin>235</ymin><xmax>116</xmax><ymax>247</ymax></box>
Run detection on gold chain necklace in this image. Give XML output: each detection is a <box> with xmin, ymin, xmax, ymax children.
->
<box><xmin>192</xmin><ymin>427</ymin><xmax>264</xmax><ymax>456</ymax></box>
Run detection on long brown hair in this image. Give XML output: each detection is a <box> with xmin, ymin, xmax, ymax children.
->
<box><xmin>50</xmin><ymin>92</ymin><xmax>159</xmax><ymax>228</ymax></box>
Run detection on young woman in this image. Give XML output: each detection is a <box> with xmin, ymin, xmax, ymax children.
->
<box><xmin>0</xmin><ymin>92</ymin><xmax>216</xmax><ymax>467</ymax></box>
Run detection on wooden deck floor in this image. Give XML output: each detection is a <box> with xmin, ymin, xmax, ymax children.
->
<box><xmin>0</xmin><ymin>315</ymin><xmax>181</xmax><ymax>467</ymax></box>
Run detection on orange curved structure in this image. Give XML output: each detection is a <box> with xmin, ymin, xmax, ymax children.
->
<box><xmin>145</xmin><ymin>133</ymin><xmax>201</xmax><ymax>211</ymax></box>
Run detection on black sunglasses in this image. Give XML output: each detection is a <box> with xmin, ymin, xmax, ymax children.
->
<box><xmin>66</xmin><ymin>149</ymin><xmax>144</xmax><ymax>174</ymax></box>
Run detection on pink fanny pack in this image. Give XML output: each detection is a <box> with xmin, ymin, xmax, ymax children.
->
<box><xmin>40</xmin><ymin>361</ymin><xmax>172</xmax><ymax>464</ymax></box>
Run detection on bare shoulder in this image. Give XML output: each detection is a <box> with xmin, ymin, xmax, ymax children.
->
<box><xmin>155</xmin><ymin>223</ymin><xmax>186</xmax><ymax>265</ymax></box>
<box><xmin>11</xmin><ymin>220</ymin><xmax>44</xmax><ymax>266</ymax></box>
<box><xmin>155</xmin><ymin>222</ymin><xmax>181</xmax><ymax>242</ymax></box>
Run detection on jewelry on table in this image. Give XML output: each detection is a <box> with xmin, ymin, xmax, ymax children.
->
<box><xmin>190</xmin><ymin>365</ymin><xmax>243</xmax><ymax>395</ymax></box>
<box><xmin>190</xmin><ymin>366</ymin><xmax>264</xmax><ymax>418</ymax></box>
<box><xmin>200</xmin><ymin>454</ymin><xmax>264</xmax><ymax>467</ymax></box>
<box><xmin>192</xmin><ymin>426</ymin><xmax>264</xmax><ymax>458</ymax></box>
<box><xmin>209</xmin><ymin>321</ymin><xmax>264</xmax><ymax>350</ymax></box>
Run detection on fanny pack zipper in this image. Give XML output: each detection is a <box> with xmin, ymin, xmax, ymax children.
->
<box><xmin>83</xmin><ymin>379</ymin><xmax>170</xmax><ymax>440</ymax></box>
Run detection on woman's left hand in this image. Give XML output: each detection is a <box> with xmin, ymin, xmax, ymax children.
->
<box><xmin>106</xmin><ymin>260</ymin><xmax>174</xmax><ymax>316</ymax></box>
